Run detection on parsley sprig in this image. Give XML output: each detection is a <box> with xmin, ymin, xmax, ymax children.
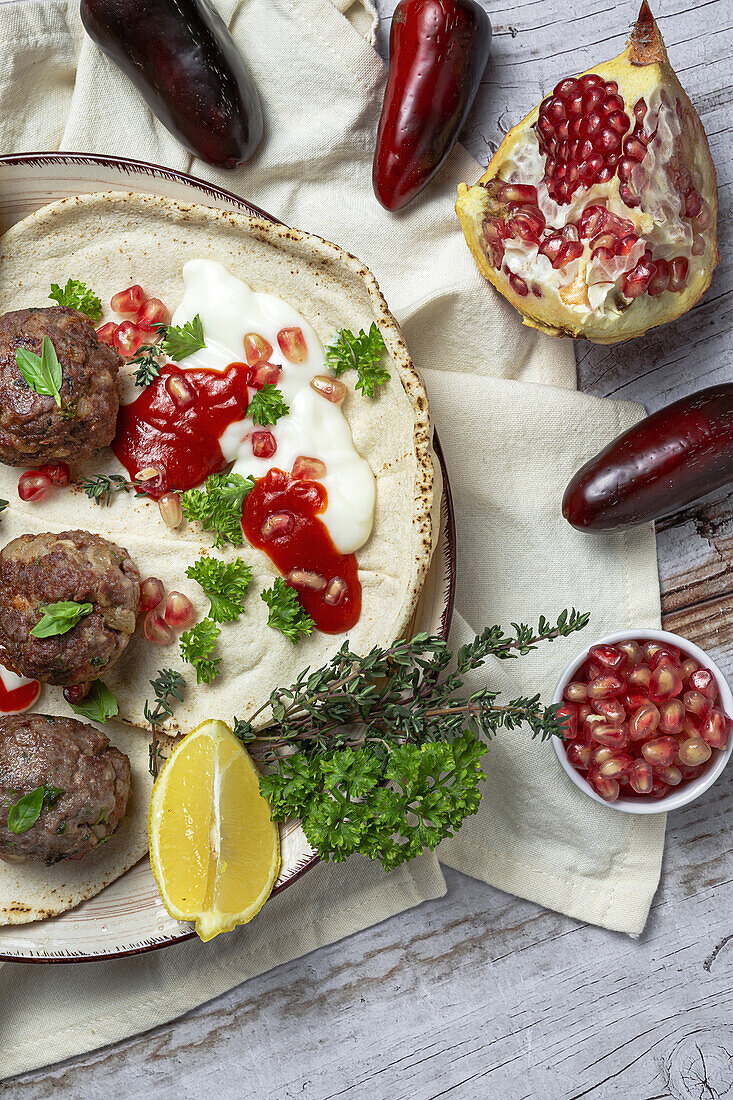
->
<box><xmin>325</xmin><ymin>323</ymin><xmax>389</xmax><ymax>398</ymax></box>
<box><xmin>179</xmin><ymin>619</ymin><xmax>222</xmax><ymax>685</ymax></box>
<box><xmin>180</xmin><ymin>472</ymin><xmax>255</xmax><ymax>548</ymax></box>
<box><xmin>185</xmin><ymin>558</ymin><xmax>253</xmax><ymax>623</ymax></box>
<box><xmin>15</xmin><ymin>336</ymin><xmax>63</xmax><ymax>408</ymax></box>
<box><xmin>158</xmin><ymin>315</ymin><xmax>206</xmax><ymax>361</ymax></box>
<box><xmin>260</xmin><ymin>577</ymin><xmax>315</xmax><ymax>644</ymax></box>
<box><xmin>232</xmin><ymin>610</ymin><xmax>589</xmax><ymax>871</ymax></box>
<box><xmin>49</xmin><ymin>279</ymin><xmax>102</xmax><ymax>322</ymax></box>
<box><xmin>247</xmin><ymin>384</ymin><xmax>289</xmax><ymax>427</ymax></box>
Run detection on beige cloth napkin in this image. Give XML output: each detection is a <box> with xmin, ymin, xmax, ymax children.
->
<box><xmin>0</xmin><ymin>0</ymin><xmax>665</xmax><ymax>1079</ymax></box>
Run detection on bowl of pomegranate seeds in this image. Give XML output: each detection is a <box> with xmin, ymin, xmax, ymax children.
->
<box><xmin>552</xmin><ymin>630</ymin><xmax>733</xmax><ymax>813</ymax></box>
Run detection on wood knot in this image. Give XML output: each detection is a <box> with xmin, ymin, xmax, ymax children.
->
<box><xmin>667</xmin><ymin>1034</ymin><xmax>733</xmax><ymax>1100</ymax></box>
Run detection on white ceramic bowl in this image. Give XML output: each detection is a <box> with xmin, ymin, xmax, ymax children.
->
<box><xmin>552</xmin><ymin>628</ymin><xmax>733</xmax><ymax>814</ymax></box>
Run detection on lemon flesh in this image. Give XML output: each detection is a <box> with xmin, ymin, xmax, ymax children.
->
<box><xmin>148</xmin><ymin>719</ymin><xmax>280</xmax><ymax>942</ymax></box>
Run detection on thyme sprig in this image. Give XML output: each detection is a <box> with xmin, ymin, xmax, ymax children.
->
<box><xmin>145</xmin><ymin>668</ymin><xmax>186</xmax><ymax>776</ymax></box>
<box><xmin>78</xmin><ymin>474</ymin><xmax>133</xmax><ymax>506</ymax></box>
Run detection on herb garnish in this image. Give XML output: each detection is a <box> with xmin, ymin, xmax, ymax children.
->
<box><xmin>144</xmin><ymin>668</ymin><xmax>187</xmax><ymax>776</ymax></box>
<box><xmin>179</xmin><ymin>618</ymin><xmax>222</xmax><ymax>685</ymax></box>
<box><xmin>247</xmin><ymin>384</ymin><xmax>289</xmax><ymax>427</ymax></box>
<box><xmin>233</xmin><ymin>610</ymin><xmax>589</xmax><ymax>871</ymax></box>
<box><xmin>260</xmin><ymin>578</ymin><xmax>315</xmax><ymax>644</ymax></box>
<box><xmin>8</xmin><ymin>784</ymin><xmax>66</xmax><ymax>834</ymax></box>
<box><xmin>325</xmin><ymin>324</ymin><xmax>389</xmax><ymax>398</ymax></box>
<box><xmin>185</xmin><ymin>558</ymin><xmax>253</xmax><ymax>623</ymax></box>
<box><xmin>49</xmin><ymin>279</ymin><xmax>102</xmax><ymax>322</ymax></box>
<box><xmin>158</xmin><ymin>315</ymin><xmax>206</xmax><ymax>361</ymax></box>
<box><xmin>31</xmin><ymin>601</ymin><xmax>93</xmax><ymax>639</ymax></box>
<box><xmin>180</xmin><ymin>472</ymin><xmax>256</xmax><ymax>549</ymax></box>
<box><xmin>79</xmin><ymin>474</ymin><xmax>133</xmax><ymax>506</ymax></box>
<box><xmin>15</xmin><ymin>336</ymin><xmax>63</xmax><ymax>408</ymax></box>
<box><xmin>130</xmin><ymin>343</ymin><xmax>164</xmax><ymax>387</ymax></box>
<box><xmin>0</xmin><ymin>499</ymin><xmax>7</xmax><ymax>523</ymax></box>
<box><xmin>70</xmin><ymin>681</ymin><xmax>119</xmax><ymax>724</ymax></box>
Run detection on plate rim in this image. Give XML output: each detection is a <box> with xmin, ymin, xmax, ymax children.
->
<box><xmin>0</xmin><ymin>152</ymin><xmax>456</xmax><ymax>961</ymax></box>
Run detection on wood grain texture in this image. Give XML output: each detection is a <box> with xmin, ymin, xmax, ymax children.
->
<box><xmin>5</xmin><ymin>1</ymin><xmax>732</xmax><ymax>1096</ymax></box>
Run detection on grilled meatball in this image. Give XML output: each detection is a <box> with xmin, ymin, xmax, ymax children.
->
<box><xmin>0</xmin><ymin>713</ymin><xmax>130</xmax><ymax>863</ymax></box>
<box><xmin>0</xmin><ymin>306</ymin><xmax>120</xmax><ymax>466</ymax></box>
<box><xmin>0</xmin><ymin>530</ymin><xmax>140</xmax><ymax>685</ymax></box>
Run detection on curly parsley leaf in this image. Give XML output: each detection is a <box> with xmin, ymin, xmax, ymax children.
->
<box><xmin>185</xmin><ymin>557</ymin><xmax>252</xmax><ymax>624</ymax></box>
<box><xmin>15</xmin><ymin>336</ymin><xmax>63</xmax><ymax>408</ymax></box>
<box><xmin>261</xmin><ymin>578</ymin><xmax>314</xmax><ymax>644</ymax></box>
<box><xmin>180</xmin><ymin>618</ymin><xmax>222</xmax><ymax>684</ymax></box>
<box><xmin>247</xmin><ymin>383</ymin><xmax>289</xmax><ymax>427</ymax></box>
<box><xmin>159</xmin><ymin>315</ymin><xmax>205</xmax><ymax>361</ymax></box>
<box><xmin>180</xmin><ymin>472</ymin><xmax>256</xmax><ymax>549</ymax></box>
<box><xmin>49</xmin><ymin>279</ymin><xmax>102</xmax><ymax>322</ymax></box>
<box><xmin>325</xmin><ymin>323</ymin><xmax>389</xmax><ymax>399</ymax></box>
<box><xmin>70</xmin><ymin>681</ymin><xmax>119</xmax><ymax>724</ymax></box>
<box><xmin>31</xmin><ymin>600</ymin><xmax>93</xmax><ymax>639</ymax></box>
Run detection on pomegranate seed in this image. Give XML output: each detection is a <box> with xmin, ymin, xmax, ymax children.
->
<box><xmin>286</xmin><ymin>567</ymin><xmax>327</xmax><ymax>592</ymax></box>
<box><xmin>163</xmin><ymin>591</ymin><xmax>195</xmax><ymax>630</ymax></box>
<box><xmin>556</xmin><ymin>704</ymin><xmax>578</xmax><ymax>740</ymax></box>
<box><xmin>688</xmin><ymin>668</ymin><xmax>717</xmax><ymax>701</ymax></box>
<box><xmin>111</xmin><ymin>285</ymin><xmax>145</xmax><ymax>313</ymax></box>
<box><xmin>243</xmin><ymin>333</ymin><xmax>273</xmax><ymax>366</ymax></box>
<box><xmin>539</xmin><ymin>235</ymin><xmax>564</xmax><ymax>263</ymax></box>
<box><xmin>595</xmin><ymin>128</ymin><xmax>620</xmax><ymax>153</ymax></box>
<box><xmin>277</xmin><ymin>327</ymin><xmax>307</xmax><ymax>363</ymax></box>
<box><xmin>699</xmin><ymin>709</ymin><xmax>730</xmax><ymax>750</ymax></box>
<box><xmin>566</xmin><ymin>742</ymin><xmax>593</xmax><ymax>770</ymax></box>
<box><xmin>554</xmin><ymin>242</ymin><xmax>583</xmax><ymax>269</ymax></box>
<box><xmin>630</xmin><ymin>760</ymin><xmax>653</xmax><ymax>794</ymax></box>
<box><xmin>96</xmin><ymin>322</ymin><xmax>119</xmax><ymax>347</ymax></box>
<box><xmin>628</xmin><ymin>702</ymin><xmax>660</xmax><ymax>740</ymax></box>
<box><xmin>598</xmin><ymin>752</ymin><xmax>633</xmax><ymax>779</ymax></box>
<box><xmin>589</xmin><ymin>770</ymin><xmax>620</xmax><ymax>802</ymax></box>
<box><xmin>587</xmin><ymin>672</ymin><xmax>625</xmax><ymax>699</ymax></box>
<box><xmin>578</xmin><ymin>205</ymin><xmax>606</xmax><ymax>238</ymax></box>
<box><xmin>677</xmin><ymin>737</ymin><xmax>712</xmax><ymax>766</ymax></box>
<box><xmin>144</xmin><ymin>610</ymin><xmax>174</xmax><ymax>646</ymax></box>
<box><xmin>38</xmin><ymin>462</ymin><xmax>71</xmax><ymax>487</ymax></box>
<box><xmin>310</xmin><ymin>375</ymin><xmax>347</xmax><ymax>404</ymax></box>
<box><xmin>508</xmin><ymin>273</ymin><xmax>529</xmax><ymax>297</ymax></box>
<box><xmin>564</xmin><ymin>680</ymin><xmax>588</xmax><ymax>703</ymax></box>
<box><xmin>592</xmin><ymin>698</ymin><xmax>626</xmax><ymax>725</ymax></box>
<box><xmin>685</xmin><ymin>189</ymin><xmax>703</xmax><ymax>218</ymax></box>
<box><xmin>158</xmin><ymin>491</ymin><xmax>182</xmax><ymax>529</ymax></box>
<box><xmin>683</xmin><ymin>690</ymin><xmax>712</xmax><ymax>721</ymax></box>
<box><xmin>617</xmin><ymin>640</ymin><xmax>643</xmax><ymax>667</ymax></box>
<box><xmin>648</xmin><ymin>777</ymin><xmax>670</xmax><ymax>799</ymax></box>
<box><xmin>619</xmin><ymin>183</ymin><xmax>640</xmax><ymax>207</ymax></box>
<box><xmin>252</xmin><ymin>431</ymin><xmax>277</xmax><ymax>459</ymax></box>
<box><xmin>292</xmin><ymin>455</ymin><xmax>327</xmax><ymax>481</ymax></box>
<box><xmin>324</xmin><ymin>577</ymin><xmax>348</xmax><ymax>606</ymax></box>
<box><xmin>623</xmin><ymin>136</ymin><xmax>647</xmax><ymax>161</ymax></box>
<box><xmin>678</xmin><ymin>762</ymin><xmax>706</xmax><ymax>781</ymax></box>
<box><xmin>18</xmin><ymin>471</ymin><xmax>51</xmax><ymax>502</ymax></box>
<box><xmin>591</xmin><ymin>746</ymin><xmax>615</xmax><ymax>766</ymax></box>
<box><xmin>656</xmin><ymin>765</ymin><xmax>682</xmax><ymax>787</ymax></box>
<box><xmin>633</xmin><ymin>98</ymin><xmax>647</xmax><ymax>125</ymax></box>
<box><xmin>692</xmin><ymin>204</ymin><xmax>711</xmax><ymax>232</ymax></box>
<box><xmin>624</xmin><ymin>689</ymin><xmax>652</xmax><ymax>712</ymax></box>
<box><xmin>135</xmin><ymin>298</ymin><xmax>168</xmax><ymax>334</ymax></box>
<box><xmin>585</xmin><ymin>661</ymin><xmax>603</xmax><ymax>681</ymax></box>
<box><xmin>248</xmin><ymin>361</ymin><xmax>280</xmax><ymax>389</ymax></box>
<box><xmin>166</xmin><ymin>373</ymin><xmax>197</xmax><ymax>409</ymax></box>
<box><xmin>589</xmin><ymin>231</ymin><xmax>618</xmax><ymax>252</ymax></box>
<box><xmin>681</xmin><ymin>656</ymin><xmax>701</xmax><ymax>679</ymax></box>
<box><xmin>641</xmin><ymin>736</ymin><xmax>678</xmax><ymax>767</ymax></box>
<box><xmin>628</xmin><ymin>664</ymin><xmax>652</xmax><ymax>690</ymax></box>
<box><xmin>261</xmin><ymin>511</ymin><xmax>295</xmax><ymax>539</ymax></box>
<box><xmin>499</xmin><ymin>182</ymin><xmax>537</xmax><ymax>203</ymax></box>
<box><xmin>649</xmin><ymin>663</ymin><xmax>684</xmax><ymax>704</ymax></box>
<box><xmin>668</xmin><ymin>257</ymin><xmax>689</xmax><ymax>292</ymax></box>
<box><xmin>647</xmin><ymin>259</ymin><xmax>670</xmax><ymax>297</ymax></box>
<box><xmin>622</xmin><ymin>258</ymin><xmax>657</xmax><ymax>299</ymax></box>
<box><xmin>591</xmin><ymin>724</ymin><xmax>628</xmax><ymax>750</ymax></box>
<box><xmin>648</xmin><ymin>645</ymin><xmax>681</xmax><ymax>668</ymax></box>
<box><xmin>64</xmin><ymin>682</ymin><xmax>94</xmax><ymax>707</ymax></box>
<box><xmin>114</xmin><ymin>321</ymin><xmax>147</xmax><ymax>358</ymax></box>
<box><xmin>134</xmin><ymin>466</ymin><xmax>166</xmax><ymax>494</ymax></box>
<box><xmin>658</xmin><ymin>698</ymin><xmax>685</xmax><ymax>735</ymax></box>
<box><xmin>584</xmin><ymin>712</ymin><xmax>610</xmax><ymax>736</ymax></box>
<box><xmin>589</xmin><ymin>644</ymin><xmax>627</xmax><ymax>672</ymax></box>
<box><xmin>507</xmin><ymin>214</ymin><xmax>543</xmax><ymax>244</ymax></box>
<box><xmin>577</xmin><ymin>703</ymin><xmax>592</xmax><ymax>726</ymax></box>
<box><xmin>140</xmin><ymin>577</ymin><xmax>165</xmax><ymax>613</ymax></box>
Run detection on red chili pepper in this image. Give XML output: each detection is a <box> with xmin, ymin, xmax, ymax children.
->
<box><xmin>373</xmin><ymin>0</ymin><xmax>491</xmax><ymax>212</ymax></box>
<box><xmin>563</xmin><ymin>384</ymin><xmax>733</xmax><ymax>530</ymax></box>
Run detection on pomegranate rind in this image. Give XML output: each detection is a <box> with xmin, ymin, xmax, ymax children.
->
<box><xmin>456</xmin><ymin>3</ymin><xmax>719</xmax><ymax>343</ymax></box>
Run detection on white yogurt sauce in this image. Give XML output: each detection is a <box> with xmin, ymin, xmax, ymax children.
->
<box><xmin>170</xmin><ymin>260</ymin><xmax>376</xmax><ymax>555</ymax></box>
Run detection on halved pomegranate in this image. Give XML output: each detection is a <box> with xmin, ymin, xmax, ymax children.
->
<box><xmin>456</xmin><ymin>4</ymin><xmax>719</xmax><ymax>343</ymax></box>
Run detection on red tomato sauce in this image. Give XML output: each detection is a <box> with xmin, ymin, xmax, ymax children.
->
<box><xmin>0</xmin><ymin>674</ymin><xmax>40</xmax><ymax>714</ymax></box>
<box><xmin>113</xmin><ymin>363</ymin><xmax>251</xmax><ymax>496</ymax></box>
<box><xmin>242</xmin><ymin>469</ymin><xmax>361</xmax><ymax>634</ymax></box>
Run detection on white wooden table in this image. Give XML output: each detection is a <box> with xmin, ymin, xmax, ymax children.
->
<box><xmin>4</xmin><ymin>1</ymin><xmax>732</xmax><ymax>1096</ymax></box>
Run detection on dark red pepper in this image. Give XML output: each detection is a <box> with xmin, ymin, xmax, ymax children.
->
<box><xmin>373</xmin><ymin>0</ymin><xmax>491</xmax><ymax>211</ymax></box>
<box><xmin>563</xmin><ymin>384</ymin><xmax>733</xmax><ymax>530</ymax></box>
<box><xmin>80</xmin><ymin>0</ymin><xmax>263</xmax><ymax>169</ymax></box>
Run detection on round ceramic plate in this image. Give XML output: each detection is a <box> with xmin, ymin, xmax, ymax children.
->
<box><xmin>0</xmin><ymin>153</ymin><xmax>456</xmax><ymax>961</ymax></box>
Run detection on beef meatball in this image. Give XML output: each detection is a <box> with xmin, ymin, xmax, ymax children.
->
<box><xmin>0</xmin><ymin>530</ymin><xmax>140</xmax><ymax>686</ymax></box>
<box><xmin>0</xmin><ymin>306</ymin><xmax>121</xmax><ymax>466</ymax></box>
<box><xmin>0</xmin><ymin>713</ymin><xmax>130</xmax><ymax>863</ymax></box>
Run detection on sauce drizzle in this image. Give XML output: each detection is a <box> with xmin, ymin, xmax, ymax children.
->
<box><xmin>0</xmin><ymin>668</ymin><xmax>40</xmax><ymax>714</ymax></box>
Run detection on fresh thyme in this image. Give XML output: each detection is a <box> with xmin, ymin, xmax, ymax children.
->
<box><xmin>144</xmin><ymin>669</ymin><xmax>186</xmax><ymax>776</ymax></box>
<box><xmin>131</xmin><ymin>343</ymin><xmax>164</xmax><ymax>387</ymax></box>
<box><xmin>78</xmin><ymin>474</ymin><xmax>133</xmax><ymax>506</ymax></box>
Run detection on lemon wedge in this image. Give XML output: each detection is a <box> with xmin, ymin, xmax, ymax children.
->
<box><xmin>148</xmin><ymin>719</ymin><xmax>280</xmax><ymax>942</ymax></box>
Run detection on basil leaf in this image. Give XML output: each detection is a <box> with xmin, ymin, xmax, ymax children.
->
<box><xmin>15</xmin><ymin>336</ymin><xmax>63</xmax><ymax>407</ymax></box>
<box><xmin>7</xmin><ymin>786</ymin><xmax>45</xmax><ymax>834</ymax></box>
<box><xmin>31</xmin><ymin>601</ymin><xmax>93</xmax><ymax>639</ymax></box>
<box><xmin>70</xmin><ymin>680</ymin><xmax>118</xmax><ymax>724</ymax></box>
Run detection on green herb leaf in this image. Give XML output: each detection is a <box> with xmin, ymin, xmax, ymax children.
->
<box><xmin>79</xmin><ymin>473</ymin><xmax>132</xmax><ymax>507</ymax></box>
<box><xmin>131</xmin><ymin>344</ymin><xmax>163</xmax><ymax>387</ymax></box>
<box><xmin>247</xmin><ymin>383</ymin><xmax>289</xmax><ymax>427</ymax></box>
<box><xmin>260</xmin><ymin>578</ymin><xmax>315</xmax><ymax>644</ymax></box>
<box><xmin>185</xmin><ymin>557</ymin><xmax>252</xmax><ymax>623</ymax></box>
<box><xmin>0</xmin><ymin>499</ymin><xmax>8</xmax><ymax>522</ymax></box>
<box><xmin>144</xmin><ymin>668</ymin><xmax>186</xmax><ymax>727</ymax></box>
<box><xmin>179</xmin><ymin>618</ymin><xmax>222</xmax><ymax>684</ymax></box>
<box><xmin>69</xmin><ymin>680</ymin><xmax>119</xmax><ymax>724</ymax></box>
<box><xmin>180</xmin><ymin>472</ymin><xmax>256</xmax><ymax>549</ymax></box>
<box><xmin>15</xmin><ymin>336</ymin><xmax>63</xmax><ymax>408</ymax></box>
<box><xmin>49</xmin><ymin>279</ymin><xmax>102</xmax><ymax>322</ymax></box>
<box><xmin>325</xmin><ymin>324</ymin><xmax>389</xmax><ymax>398</ymax></box>
<box><xmin>159</xmin><ymin>315</ymin><xmax>206</xmax><ymax>361</ymax></box>
<box><xmin>7</xmin><ymin>786</ymin><xmax>45</xmax><ymax>834</ymax></box>
<box><xmin>31</xmin><ymin>600</ymin><xmax>93</xmax><ymax>639</ymax></box>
